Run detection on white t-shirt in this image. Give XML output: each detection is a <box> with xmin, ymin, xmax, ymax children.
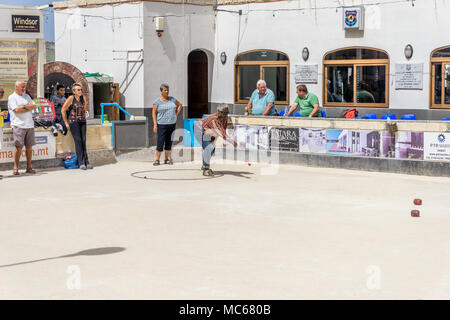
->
<box><xmin>8</xmin><ymin>92</ymin><xmax>34</xmax><ymax>129</ymax></box>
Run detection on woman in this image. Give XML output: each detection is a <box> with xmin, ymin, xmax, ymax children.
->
<box><xmin>62</xmin><ymin>83</ymin><xmax>92</xmax><ymax>170</ymax></box>
<box><xmin>194</xmin><ymin>106</ymin><xmax>237</xmax><ymax>176</ymax></box>
<box><xmin>152</xmin><ymin>84</ymin><xmax>182</xmax><ymax>165</ymax></box>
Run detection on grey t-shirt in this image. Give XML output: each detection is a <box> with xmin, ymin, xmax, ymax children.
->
<box><xmin>153</xmin><ymin>96</ymin><xmax>178</xmax><ymax>125</ymax></box>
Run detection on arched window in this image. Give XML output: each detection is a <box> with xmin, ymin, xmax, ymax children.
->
<box><xmin>430</xmin><ymin>46</ymin><xmax>450</xmax><ymax>108</ymax></box>
<box><xmin>323</xmin><ymin>47</ymin><xmax>389</xmax><ymax>108</ymax></box>
<box><xmin>235</xmin><ymin>50</ymin><xmax>289</xmax><ymax>104</ymax></box>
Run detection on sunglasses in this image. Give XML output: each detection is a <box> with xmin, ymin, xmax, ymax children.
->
<box><xmin>75</xmin><ymin>89</ymin><xmax>83</xmax><ymax>92</ymax></box>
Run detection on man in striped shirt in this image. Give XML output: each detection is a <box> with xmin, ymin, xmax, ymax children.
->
<box><xmin>194</xmin><ymin>106</ymin><xmax>237</xmax><ymax>176</ymax></box>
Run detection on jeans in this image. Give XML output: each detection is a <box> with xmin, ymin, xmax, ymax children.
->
<box><xmin>194</xmin><ymin>124</ymin><xmax>215</xmax><ymax>168</ymax></box>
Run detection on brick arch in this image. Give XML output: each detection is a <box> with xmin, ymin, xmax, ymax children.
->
<box><xmin>26</xmin><ymin>61</ymin><xmax>89</xmax><ymax>106</ymax></box>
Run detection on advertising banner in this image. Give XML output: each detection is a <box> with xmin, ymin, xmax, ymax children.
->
<box><xmin>424</xmin><ymin>132</ymin><xmax>450</xmax><ymax>161</ymax></box>
<box><xmin>0</xmin><ymin>131</ymin><xmax>56</xmax><ymax>163</ymax></box>
<box><xmin>269</xmin><ymin>127</ymin><xmax>299</xmax><ymax>152</ymax></box>
<box><xmin>0</xmin><ymin>39</ymin><xmax>37</xmax><ymax>81</ymax></box>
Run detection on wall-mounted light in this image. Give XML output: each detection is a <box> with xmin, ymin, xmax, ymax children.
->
<box><xmin>302</xmin><ymin>47</ymin><xmax>309</xmax><ymax>61</ymax></box>
<box><xmin>220</xmin><ymin>51</ymin><xmax>227</xmax><ymax>65</ymax></box>
<box><xmin>404</xmin><ymin>44</ymin><xmax>413</xmax><ymax>59</ymax></box>
<box><xmin>155</xmin><ymin>17</ymin><xmax>164</xmax><ymax>37</ymax></box>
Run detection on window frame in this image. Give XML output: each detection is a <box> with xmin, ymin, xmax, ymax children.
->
<box><xmin>323</xmin><ymin>47</ymin><xmax>390</xmax><ymax>108</ymax></box>
<box><xmin>430</xmin><ymin>45</ymin><xmax>450</xmax><ymax>109</ymax></box>
<box><xmin>234</xmin><ymin>49</ymin><xmax>290</xmax><ymax>105</ymax></box>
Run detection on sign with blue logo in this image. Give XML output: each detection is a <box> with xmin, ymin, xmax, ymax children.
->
<box><xmin>424</xmin><ymin>132</ymin><xmax>450</xmax><ymax>161</ymax></box>
<box><xmin>343</xmin><ymin>7</ymin><xmax>363</xmax><ymax>30</ymax></box>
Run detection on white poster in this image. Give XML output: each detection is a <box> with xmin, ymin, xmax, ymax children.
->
<box><xmin>424</xmin><ymin>132</ymin><xmax>450</xmax><ymax>161</ymax></box>
<box><xmin>0</xmin><ymin>131</ymin><xmax>56</xmax><ymax>163</ymax></box>
<box><xmin>395</xmin><ymin>63</ymin><xmax>423</xmax><ymax>90</ymax></box>
<box><xmin>0</xmin><ymin>50</ymin><xmax>28</xmax><ymax>79</ymax></box>
<box><xmin>295</xmin><ymin>65</ymin><xmax>318</xmax><ymax>84</ymax></box>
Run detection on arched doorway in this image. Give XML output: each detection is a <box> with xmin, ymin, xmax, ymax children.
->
<box><xmin>188</xmin><ymin>50</ymin><xmax>208</xmax><ymax>118</ymax></box>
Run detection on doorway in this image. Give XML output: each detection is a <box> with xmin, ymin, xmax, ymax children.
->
<box><xmin>188</xmin><ymin>50</ymin><xmax>208</xmax><ymax>118</ymax></box>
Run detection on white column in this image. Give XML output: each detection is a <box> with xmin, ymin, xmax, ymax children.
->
<box><xmin>36</xmin><ymin>38</ymin><xmax>46</xmax><ymax>97</ymax></box>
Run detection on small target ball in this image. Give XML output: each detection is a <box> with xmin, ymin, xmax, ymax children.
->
<box><xmin>248</xmin><ymin>163</ymin><xmax>251</xmax><ymax>166</ymax></box>
<box><xmin>413</xmin><ymin>199</ymin><xmax>422</xmax><ymax>206</ymax></box>
<box><xmin>411</xmin><ymin>210</ymin><xmax>420</xmax><ymax>217</ymax></box>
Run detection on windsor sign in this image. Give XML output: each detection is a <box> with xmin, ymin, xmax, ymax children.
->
<box><xmin>11</xmin><ymin>15</ymin><xmax>40</xmax><ymax>33</ymax></box>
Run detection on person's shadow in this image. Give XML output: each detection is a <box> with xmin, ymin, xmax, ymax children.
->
<box><xmin>0</xmin><ymin>247</ymin><xmax>126</xmax><ymax>268</ymax></box>
<box><xmin>214</xmin><ymin>171</ymin><xmax>253</xmax><ymax>179</ymax></box>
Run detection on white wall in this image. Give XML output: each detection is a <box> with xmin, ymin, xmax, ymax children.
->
<box><xmin>143</xmin><ymin>2</ymin><xmax>215</xmax><ymax>107</ymax></box>
<box><xmin>212</xmin><ymin>0</ymin><xmax>450</xmax><ymax>110</ymax></box>
<box><xmin>54</xmin><ymin>3</ymin><xmax>145</xmax><ymax>109</ymax></box>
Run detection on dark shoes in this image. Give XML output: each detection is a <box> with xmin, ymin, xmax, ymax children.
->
<box><xmin>202</xmin><ymin>168</ymin><xmax>214</xmax><ymax>176</ymax></box>
<box><xmin>164</xmin><ymin>158</ymin><xmax>173</xmax><ymax>165</ymax></box>
<box><xmin>153</xmin><ymin>160</ymin><xmax>160</xmax><ymax>166</ymax></box>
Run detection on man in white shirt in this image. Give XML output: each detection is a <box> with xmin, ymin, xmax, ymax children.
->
<box><xmin>8</xmin><ymin>80</ymin><xmax>37</xmax><ymax>175</ymax></box>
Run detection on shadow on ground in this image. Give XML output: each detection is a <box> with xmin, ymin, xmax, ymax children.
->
<box><xmin>0</xmin><ymin>247</ymin><xmax>126</xmax><ymax>268</ymax></box>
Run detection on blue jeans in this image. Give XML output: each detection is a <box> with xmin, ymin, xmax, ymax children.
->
<box><xmin>194</xmin><ymin>124</ymin><xmax>215</xmax><ymax>168</ymax></box>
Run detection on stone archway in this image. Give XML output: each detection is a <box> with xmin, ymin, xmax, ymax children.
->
<box><xmin>27</xmin><ymin>61</ymin><xmax>89</xmax><ymax>106</ymax></box>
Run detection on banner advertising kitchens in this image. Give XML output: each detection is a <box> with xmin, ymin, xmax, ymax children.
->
<box><xmin>424</xmin><ymin>132</ymin><xmax>450</xmax><ymax>161</ymax></box>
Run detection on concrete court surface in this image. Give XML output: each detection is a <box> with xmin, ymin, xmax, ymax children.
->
<box><xmin>0</xmin><ymin>160</ymin><xmax>449</xmax><ymax>300</ymax></box>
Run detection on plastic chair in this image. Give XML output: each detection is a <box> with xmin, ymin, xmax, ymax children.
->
<box><xmin>279</xmin><ymin>109</ymin><xmax>293</xmax><ymax>117</ymax></box>
<box><xmin>294</xmin><ymin>111</ymin><xmax>301</xmax><ymax>117</ymax></box>
<box><xmin>401</xmin><ymin>114</ymin><xmax>417</xmax><ymax>120</ymax></box>
<box><xmin>321</xmin><ymin>110</ymin><xmax>326</xmax><ymax>118</ymax></box>
<box><xmin>381</xmin><ymin>114</ymin><xmax>397</xmax><ymax>120</ymax></box>
<box><xmin>361</xmin><ymin>113</ymin><xmax>377</xmax><ymax>119</ymax></box>
<box><xmin>441</xmin><ymin>117</ymin><xmax>450</xmax><ymax>121</ymax></box>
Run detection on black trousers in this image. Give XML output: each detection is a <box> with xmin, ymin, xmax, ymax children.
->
<box><xmin>69</xmin><ymin>121</ymin><xmax>89</xmax><ymax>166</ymax></box>
<box><xmin>156</xmin><ymin>123</ymin><xmax>176</xmax><ymax>152</ymax></box>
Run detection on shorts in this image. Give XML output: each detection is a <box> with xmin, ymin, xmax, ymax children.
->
<box><xmin>12</xmin><ymin>127</ymin><xmax>35</xmax><ymax>147</ymax></box>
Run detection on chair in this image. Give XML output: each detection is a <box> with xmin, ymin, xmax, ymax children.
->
<box><xmin>279</xmin><ymin>109</ymin><xmax>294</xmax><ymax>117</ymax></box>
<box><xmin>401</xmin><ymin>114</ymin><xmax>417</xmax><ymax>120</ymax></box>
<box><xmin>361</xmin><ymin>113</ymin><xmax>377</xmax><ymax>119</ymax></box>
<box><xmin>441</xmin><ymin>117</ymin><xmax>450</xmax><ymax>121</ymax></box>
<box><xmin>381</xmin><ymin>114</ymin><xmax>397</xmax><ymax>120</ymax></box>
<box><xmin>321</xmin><ymin>110</ymin><xmax>326</xmax><ymax>118</ymax></box>
<box><xmin>294</xmin><ymin>111</ymin><xmax>301</xmax><ymax>117</ymax></box>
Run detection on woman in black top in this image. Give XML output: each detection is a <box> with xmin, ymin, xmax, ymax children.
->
<box><xmin>62</xmin><ymin>83</ymin><xmax>92</xmax><ymax>170</ymax></box>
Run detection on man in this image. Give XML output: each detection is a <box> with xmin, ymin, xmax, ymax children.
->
<box><xmin>286</xmin><ymin>84</ymin><xmax>321</xmax><ymax>118</ymax></box>
<box><xmin>0</xmin><ymin>87</ymin><xmax>8</xmax><ymax>150</ymax></box>
<box><xmin>246</xmin><ymin>80</ymin><xmax>277</xmax><ymax>116</ymax></box>
<box><xmin>8</xmin><ymin>80</ymin><xmax>37</xmax><ymax>175</ymax></box>
<box><xmin>50</xmin><ymin>85</ymin><xmax>68</xmax><ymax>136</ymax></box>
<box><xmin>194</xmin><ymin>106</ymin><xmax>237</xmax><ymax>176</ymax></box>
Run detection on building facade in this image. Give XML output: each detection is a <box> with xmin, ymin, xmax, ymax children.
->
<box><xmin>54</xmin><ymin>0</ymin><xmax>450</xmax><ymax>120</ymax></box>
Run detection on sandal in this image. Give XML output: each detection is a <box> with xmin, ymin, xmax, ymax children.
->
<box><xmin>153</xmin><ymin>160</ymin><xmax>160</xmax><ymax>166</ymax></box>
<box><xmin>26</xmin><ymin>168</ymin><xmax>36</xmax><ymax>174</ymax></box>
<box><xmin>202</xmin><ymin>168</ymin><xmax>214</xmax><ymax>176</ymax></box>
<box><xmin>164</xmin><ymin>158</ymin><xmax>173</xmax><ymax>165</ymax></box>
<box><xmin>13</xmin><ymin>168</ymin><xmax>19</xmax><ymax>176</ymax></box>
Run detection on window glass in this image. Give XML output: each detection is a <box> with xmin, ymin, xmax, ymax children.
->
<box><xmin>445</xmin><ymin>65</ymin><xmax>450</xmax><ymax>104</ymax></box>
<box><xmin>326</xmin><ymin>66</ymin><xmax>354</xmax><ymax>103</ymax></box>
<box><xmin>432</xmin><ymin>47</ymin><xmax>450</xmax><ymax>58</ymax></box>
<box><xmin>236</xmin><ymin>51</ymin><xmax>288</xmax><ymax>62</ymax></box>
<box><xmin>325</xmin><ymin>48</ymin><xmax>388</xmax><ymax>60</ymax></box>
<box><xmin>434</xmin><ymin>64</ymin><xmax>442</xmax><ymax>104</ymax></box>
<box><xmin>238</xmin><ymin>65</ymin><xmax>259</xmax><ymax>101</ymax></box>
<box><xmin>263</xmin><ymin>66</ymin><xmax>287</xmax><ymax>101</ymax></box>
<box><xmin>356</xmin><ymin>66</ymin><xmax>386</xmax><ymax>104</ymax></box>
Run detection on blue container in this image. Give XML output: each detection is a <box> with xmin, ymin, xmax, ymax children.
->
<box><xmin>401</xmin><ymin>114</ymin><xmax>417</xmax><ymax>120</ymax></box>
<box><xmin>183</xmin><ymin>118</ymin><xmax>201</xmax><ymax>147</ymax></box>
<box><xmin>381</xmin><ymin>114</ymin><xmax>397</xmax><ymax>120</ymax></box>
<box><xmin>361</xmin><ymin>113</ymin><xmax>377</xmax><ymax>119</ymax></box>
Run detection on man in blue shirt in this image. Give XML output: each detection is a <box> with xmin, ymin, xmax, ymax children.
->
<box><xmin>246</xmin><ymin>80</ymin><xmax>277</xmax><ymax>116</ymax></box>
